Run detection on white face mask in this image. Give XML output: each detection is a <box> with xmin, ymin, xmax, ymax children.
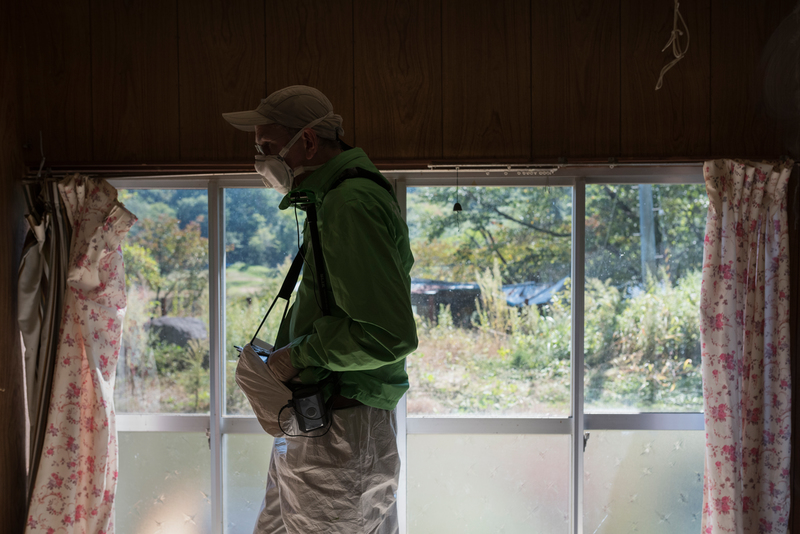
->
<box><xmin>254</xmin><ymin>113</ymin><xmax>332</xmax><ymax>195</ymax></box>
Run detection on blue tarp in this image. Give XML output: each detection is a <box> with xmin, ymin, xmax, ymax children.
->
<box><xmin>502</xmin><ymin>277</ymin><xmax>569</xmax><ymax>306</ymax></box>
<box><xmin>412</xmin><ymin>277</ymin><xmax>568</xmax><ymax>307</ymax></box>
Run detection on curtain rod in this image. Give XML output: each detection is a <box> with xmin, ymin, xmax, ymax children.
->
<box><xmin>21</xmin><ymin>158</ymin><xmax>797</xmax><ymax>181</ymax></box>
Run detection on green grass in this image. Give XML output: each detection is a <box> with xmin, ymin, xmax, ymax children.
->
<box><xmin>225</xmin><ymin>262</ymin><xmax>273</xmax><ymax>298</ymax></box>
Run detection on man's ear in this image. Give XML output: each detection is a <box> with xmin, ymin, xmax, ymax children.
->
<box><xmin>302</xmin><ymin>128</ymin><xmax>319</xmax><ymax>161</ymax></box>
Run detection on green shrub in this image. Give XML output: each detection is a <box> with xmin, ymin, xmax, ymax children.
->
<box><xmin>586</xmin><ymin>271</ymin><xmax>703</xmax><ymax>409</ymax></box>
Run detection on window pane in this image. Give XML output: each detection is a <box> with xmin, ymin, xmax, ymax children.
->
<box><xmin>408</xmin><ymin>434</ymin><xmax>570</xmax><ymax>533</ymax></box>
<box><xmin>407</xmin><ymin>186</ymin><xmax>572</xmax><ymax>416</ymax></box>
<box><xmin>584</xmin><ymin>430</ymin><xmax>704</xmax><ymax>533</ymax></box>
<box><xmin>115</xmin><ymin>190</ymin><xmax>210</xmax><ymax>414</ymax></box>
<box><xmin>224</xmin><ymin>434</ymin><xmax>274</xmax><ymax>533</ymax></box>
<box><xmin>224</xmin><ymin>188</ymin><xmax>294</xmax><ymax>415</ymax></box>
<box><xmin>116</xmin><ymin>432</ymin><xmax>211</xmax><ymax>533</ymax></box>
<box><xmin>584</xmin><ymin>184</ymin><xmax>705</xmax><ymax>413</ymax></box>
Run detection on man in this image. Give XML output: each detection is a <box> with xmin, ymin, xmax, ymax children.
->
<box><xmin>223</xmin><ymin>85</ymin><xmax>417</xmax><ymax>533</ymax></box>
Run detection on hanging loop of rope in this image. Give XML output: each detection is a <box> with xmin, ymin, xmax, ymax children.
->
<box><xmin>655</xmin><ymin>0</ymin><xmax>690</xmax><ymax>90</ymax></box>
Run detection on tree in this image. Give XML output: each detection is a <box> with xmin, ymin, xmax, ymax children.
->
<box><xmin>584</xmin><ymin>183</ymin><xmax>706</xmax><ymax>289</ymax></box>
<box><xmin>408</xmin><ymin>184</ymin><xmax>707</xmax><ymax>290</ymax></box>
<box><xmin>224</xmin><ymin>188</ymin><xmax>298</xmax><ymax>267</ymax></box>
<box><xmin>408</xmin><ymin>186</ymin><xmax>572</xmax><ymax>285</ymax></box>
<box><xmin>126</xmin><ymin>214</ymin><xmax>208</xmax><ymax>316</ymax></box>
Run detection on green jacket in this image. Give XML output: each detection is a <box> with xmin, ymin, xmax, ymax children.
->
<box><xmin>273</xmin><ymin>147</ymin><xmax>417</xmax><ymax>410</ymax></box>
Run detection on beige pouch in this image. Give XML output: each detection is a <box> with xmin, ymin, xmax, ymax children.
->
<box><xmin>235</xmin><ymin>344</ymin><xmax>294</xmax><ymax>437</ymax></box>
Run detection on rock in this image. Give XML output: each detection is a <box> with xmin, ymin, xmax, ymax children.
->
<box><xmin>146</xmin><ymin>317</ymin><xmax>208</xmax><ymax>348</ymax></box>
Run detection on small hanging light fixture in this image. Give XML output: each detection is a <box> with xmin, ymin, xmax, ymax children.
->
<box><xmin>453</xmin><ymin>167</ymin><xmax>463</xmax><ymax>212</ymax></box>
<box><xmin>453</xmin><ymin>167</ymin><xmax>462</xmax><ymax>230</ymax></box>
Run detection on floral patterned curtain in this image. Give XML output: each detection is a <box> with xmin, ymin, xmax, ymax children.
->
<box><xmin>19</xmin><ymin>178</ymin><xmax>72</xmax><ymax>501</ymax></box>
<box><xmin>25</xmin><ymin>175</ymin><xmax>136</xmax><ymax>534</ymax></box>
<box><xmin>700</xmin><ymin>160</ymin><xmax>792</xmax><ymax>533</ymax></box>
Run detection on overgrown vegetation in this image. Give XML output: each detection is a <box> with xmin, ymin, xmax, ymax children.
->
<box><xmin>406</xmin><ymin>264</ymin><xmax>702</xmax><ymax>415</ymax></box>
<box><xmin>114</xmin><ymin>184</ymin><xmax>707</xmax><ymax>415</ymax></box>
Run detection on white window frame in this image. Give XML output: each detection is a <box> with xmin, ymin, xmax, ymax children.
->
<box><xmin>110</xmin><ymin>164</ymin><xmax>706</xmax><ymax>534</ymax></box>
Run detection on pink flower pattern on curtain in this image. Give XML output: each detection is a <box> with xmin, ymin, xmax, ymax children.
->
<box><xmin>26</xmin><ymin>175</ymin><xmax>136</xmax><ymax>534</ymax></box>
<box><xmin>700</xmin><ymin>160</ymin><xmax>792</xmax><ymax>533</ymax></box>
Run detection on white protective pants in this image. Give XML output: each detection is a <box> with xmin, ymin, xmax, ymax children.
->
<box><xmin>253</xmin><ymin>405</ymin><xmax>400</xmax><ymax>534</ymax></box>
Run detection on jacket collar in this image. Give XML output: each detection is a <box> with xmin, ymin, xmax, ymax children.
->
<box><xmin>278</xmin><ymin>147</ymin><xmax>374</xmax><ymax>210</ymax></box>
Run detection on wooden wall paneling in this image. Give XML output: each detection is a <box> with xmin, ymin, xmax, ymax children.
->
<box><xmin>1</xmin><ymin>1</ymin><xmax>28</xmax><ymax>531</ymax></box>
<box><xmin>710</xmin><ymin>0</ymin><xmax>794</xmax><ymax>158</ymax></box>
<box><xmin>20</xmin><ymin>0</ymin><xmax>93</xmax><ymax>164</ymax></box>
<box><xmin>530</xmin><ymin>0</ymin><xmax>620</xmax><ymax>159</ymax></box>
<box><xmin>442</xmin><ymin>0</ymin><xmax>531</xmax><ymax>160</ymax></box>
<box><xmin>760</xmin><ymin>0</ymin><xmax>800</xmax><ymax>160</ymax></box>
<box><xmin>91</xmin><ymin>0</ymin><xmax>180</xmax><ymax>162</ymax></box>
<box><xmin>353</xmin><ymin>0</ymin><xmax>442</xmax><ymax>161</ymax></box>
<box><xmin>265</xmin><ymin>1</ymin><xmax>355</xmax><ymax>146</ymax></box>
<box><xmin>178</xmin><ymin>0</ymin><xmax>265</xmax><ymax>161</ymax></box>
<box><xmin>620</xmin><ymin>0</ymin><xmax>711</xmax><ymax>158</ymax></box>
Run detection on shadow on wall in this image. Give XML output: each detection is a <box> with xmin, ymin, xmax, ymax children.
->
<box><xmin>762</xmin><ymin>0</ymin><xmax>800</xmax><ymax>159</ymax></box>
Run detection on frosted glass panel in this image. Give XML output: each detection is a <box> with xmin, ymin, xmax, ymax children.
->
<box><xmin>408</xmin><ymin>434</ymin><xmax>570</xmax><ymax>533</ymax></box>
<box><xmin>584</xmin><ymin>430</ymin><xmax>704</xmax><ymax>533</ymax></box>
<box><xmin>224</xmin><ymin>434</ymin><xmax>275</xmax><ymax>533</ymax></box>
<box><xmin>117</xmin><ymin>432</ymin><xmax>211</xmax><ymax>534</ymax></box>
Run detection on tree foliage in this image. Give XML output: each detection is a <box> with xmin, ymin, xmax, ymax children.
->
<box><xmin>409</xmin><ymin>186</ymin><xmax>572</xmax><ymax>285</ymax></box>
<box><xmin>408</xmin><ymin>184</ymin><xmax>707</xmax><ymax>290</ymax></box>
<box><xmin>126</xmin><ymin>214</ymin><xmax>208</xmax><ymax>316</ymax></box>
<box><xmin>225</xmin><ymin>188</ymin><xmax>297</xmax><ymax>266</ymax></box>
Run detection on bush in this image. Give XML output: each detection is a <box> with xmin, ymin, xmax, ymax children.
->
<box><xmin>118</xmin><ymin>238</ymin><xmax>703</xmax><ymax>415</ymax></box>
<box><xmin>408</xmin><ymin>269</ymin><xmax>703</xmax><ymax>415</ymax></box>
<box><xmin>585</xmin><ymin>271</ymin><xmax>703</xmax><ymax>409</ymax></box>
<box><xmin>224</xmin><ymin>256</ymin><xmax>295</xmax><ymax>414</ymax></box>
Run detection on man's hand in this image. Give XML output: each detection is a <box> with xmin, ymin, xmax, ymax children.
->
<box><xmin>268</xmin><ymin>344</ymin><xmax>300</xmax><ymax>382</ymax></box>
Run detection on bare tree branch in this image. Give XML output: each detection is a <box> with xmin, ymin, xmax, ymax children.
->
<box><xmin>489</xmin><ymin>207</ymin><xmax>571</xmax><ymax>237</ymax></box>
<box><xmin>602</xmin><ymin>185</ymin><xmax>637</xmax><ymax>219</ymax></box>
<box><xmin>477</xmin><ymin>225</ymin><xmax>509</xmax><ymax>266</ymax></box>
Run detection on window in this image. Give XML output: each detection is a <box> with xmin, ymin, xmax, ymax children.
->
<box><xmin>407</xmin><ymin>185</ymin><xmax>572</xmax><ymax>417</ymax></box>
<box><xmin>115</xmin><ymin>189</ymin><xmax>210</xmax><ymax>415</ymax></box>
<box><xmin>112</xmin><ymin>167</ymin><xmax>705</xmax><ymax>534</ymax></box>
<box><xmin>583</xmin><ymin>184</ymin><xmax>706</xmax><ymax>413</ymax></box>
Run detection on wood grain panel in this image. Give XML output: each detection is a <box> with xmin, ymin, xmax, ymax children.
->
<box><xmin>20</xmin><ymin>0</ymin><xmax>93</xmax><ymax>164</ymax></box>
<box><xmin>265</xmin><ymin>1</ymin><xmax>355</xmax><ymax>146</ymax></box>
<box><xmin>710</xmin><ymin>0</ymin><xmax>793</xmax><ymax>158</ymax></box>
<box><xmin>91</xmin><ymin>0</ymin><xmax>180</xmax><ymax>162</ymax></box>
<box><xmin>353</xmin><ymin>0</ymin><xmax>442</xmax><ymax>160</ymax></box>
<box><xmin>531</xmin><ymin>0</ymin><xmax>620</xmax><ymax>159</ymax></box>
<box><xmin>760</xmin><ymin>0</ymin><xmax>800</xmax><ymax>160</ymax></box>
<box><xmin>178</xmin><ymin>0</ymin><xmax>265</xmax><ymax>161</ymax></box>
<box><xmin>1</xmin><ymin>1</ymin><xmax>28</xmax><ymax>530</ymax></box>
<box><xmin>442</xmin><ymin>0</ymin><xmax>531</xmax><ymax>160</ymax></box>
<box><xmin>621</xmin><ymin>0</ymin><xmax>710</xmax><ymax>157</ymax></box>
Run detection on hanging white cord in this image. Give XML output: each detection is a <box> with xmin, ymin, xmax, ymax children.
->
<box><xmin>655</xmin><ymin>0</ymin><xmax>690</xmax><ymax>90</ymax></box>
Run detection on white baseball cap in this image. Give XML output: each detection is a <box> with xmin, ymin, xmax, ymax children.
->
<box><xmin>222</xmin><ymin>85</ymin><xmax>344</xmax><ymax>140</ymax></box>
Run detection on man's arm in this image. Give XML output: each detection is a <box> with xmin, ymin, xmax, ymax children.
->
<box><xmin>289</xmin><ymin>195</ymin><xmax>417</xmax><ymax>372</ymax></box>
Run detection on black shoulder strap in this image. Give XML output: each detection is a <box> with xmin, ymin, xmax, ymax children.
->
<box><xmin>250</xmin><ymin>166</ymin><xmax>395</xmax><ymax>346</ymax></box>
<box><xmin>301</xmin><ymin>167</ymin><xmax>392</xmax><ymax>318</ymax></box>
<box><xmin>329</xmin><ymin>167</ymin><xmax>394</xmax><ymax>198</ymax></box>
<box><xmin>250</xmin><ymin>250</ymin><xmax>303</xmax><ymax>347</ymax></box>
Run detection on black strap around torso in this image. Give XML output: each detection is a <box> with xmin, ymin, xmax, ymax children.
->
<box><xmin>250</xmin><ymin>167</ymin><xmax>394</xmax><ymax>345</ymax></box>
<box><xmin>331</xmin><ymin>167</ymin><xmax>395</xmax><ymax>198</ymax></box>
